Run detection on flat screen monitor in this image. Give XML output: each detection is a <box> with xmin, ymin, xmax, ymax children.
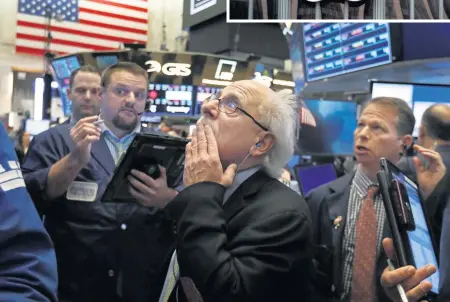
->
<box><xmin>52</xmin><ymin>56</ymin><xmax>81</xmax><ymax>79</ymax></box>
<box><xmin>303</xmin><ymin>23</ymin><xmax>392</xmax><ymax>82</ymax></box>
<box><xmin>297</xmin><ymin>99</ymin><xmax>357</xmax><ymax>155</ymax></box>
<box><xmin>51</xmin><ymin>56</ymin><xmax>82</xmax><ymax>116</ymax></box>
<box><xmin>371</xmin><ymin>81</ymin><xmax>450</xmax><ymax>137</ymax></box>
<box><xmin>147</xmin><ymin>84</ymin><xmax>194</xmax><ymax>116</ymax></box>
<box><xmin>96</xmin><ymin>55</ymin><xmax>118</xmax><ymax>71</ymax></box>
<box><xmin>295</xmin><ymin>164</ymin><xmax>337</xmax><ymax>196</ymax></box>
<box><xmin>195</xmin><ymin>86</ymin><xmax>222</xmax><ymax>115</ymax></box>
<box><xmin>25</xmin><ymin>119</ymin><xmax>50</xmax><ymax>136</ymax></box>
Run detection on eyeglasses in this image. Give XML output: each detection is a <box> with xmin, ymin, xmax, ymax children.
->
<box><xmin>204</xmin><ymin>96</ymin><xmax>269</xmax><ymax>131</ymax></box>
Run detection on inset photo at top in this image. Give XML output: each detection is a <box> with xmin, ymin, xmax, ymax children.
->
<box><xmin>228</xmin><ymin>0</ymin><xmax>447</xmax><ymax>20</ymax></box>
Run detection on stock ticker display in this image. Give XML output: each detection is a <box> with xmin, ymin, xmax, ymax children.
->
<box><xmin>147</xmin><ymin>83</ymin><xmax>194</xmax><ymax>116</ymax></box>
<box><xmin>303</xmin><ymin>23</ymin><xmax>393</xmax><ymax>81</ymax></box>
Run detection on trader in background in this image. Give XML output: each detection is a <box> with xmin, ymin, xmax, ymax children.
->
<box><xmin>0</xmin><ymin>123</ymin><xmax>58</xmax><ymax>301</ymax></box>
<box><xmin>64</xmin><ymin>65</ymin><xmax>101</xmax><ymax>125</ymax></box>
<box><xmin>22</xmin><ymin>62</ymin><xmax>174</xmax><ymax>302</ymax></box>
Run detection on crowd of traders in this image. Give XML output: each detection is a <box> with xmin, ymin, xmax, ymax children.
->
<box><xmin>1</xmin><ymin>61</ymin><xmax>450</xmax><ymax>302</ymax></box>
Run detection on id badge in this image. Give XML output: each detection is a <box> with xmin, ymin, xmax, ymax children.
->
<box><xmin>66</xmin><ymin>181</ymin><xmax>98</xmax><ymax>202</ymax></box>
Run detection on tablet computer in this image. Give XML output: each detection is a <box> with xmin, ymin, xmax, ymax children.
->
<box><xmin>102</xmin><ymin>133</ymin><xmax>189</xmax><ymax>203</ymax></box>
<box><xmin>377</xmin><ymin>158</ymin><xmax>440</xmax><ymax>298</ymax></box>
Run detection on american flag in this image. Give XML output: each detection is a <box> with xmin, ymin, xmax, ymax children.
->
<box><xmin>16</xmin><ymin>0</ymin><xmax>148</xmax><ymax>56</ymax></box>
<box><xmin>300</xmin><ymin>106</ymin><xmax>317</xmax><ymax>127</ymax></box>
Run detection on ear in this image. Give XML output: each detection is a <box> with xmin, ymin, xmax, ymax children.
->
<box><xmin>401</xmin><ymin>134</ymin><xmax>413</xmax><ymax>150</ymax></box>
<box><xmin>251</xmin><ymin>132</ymin><xmax>275</xmax><ymax>156</ymax></box>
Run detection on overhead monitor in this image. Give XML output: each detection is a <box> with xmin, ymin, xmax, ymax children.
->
<box><xmin>195</xmin><ymin>86</ymin><xmax>222</xmax><ymax>115</ymax></box>
<box><xmin>51</xmin><ymin>55</ymin><xmax>82</xmax><ymax>116</ymax></box>
<box><xmin>303</xmin><ymin>23</ymin><xmax>393</xmax><ymax>82</ymax></box>
<box><xmin>297</xmin><ymin>99</ymin><xmax>357</xmax><ymax>156</ymax></box>
<box><xmin>96</xmin><ymin>55</ymin><xmax>118</xmax><ymax>71</ymax></box>
<box><xmin>147</xmin><ymin>83</ymin><xmax>194</xmax><ymax>116</ymax></box>
<box><xmin>295</xmin><ymin>164</ymin><xmax>337</xmax><ymax>196</ymax></box>
<box><xmin>370</xmin><ymin>81</ymin><xmax>450</xmax><ymax>137</ymax></box>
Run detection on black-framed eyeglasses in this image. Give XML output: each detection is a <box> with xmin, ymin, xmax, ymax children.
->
<box><xmin>204</xmin><ymin>96</ymin><xmax>269</xmax><ymax>131</ymax></box>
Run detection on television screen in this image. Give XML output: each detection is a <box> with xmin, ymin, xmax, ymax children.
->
<box><xmin>371</xmin><ymin>82</ymin><xmax>450</xmax><ymax>136</ymax></box>
<box><xmin>147</xmin><ymin>83</ymin><xmax>194</xmax><ymax>116</ymax></box>
<box><xmin>195</xmin><ymin>86</ymin><xmax>222</xmax><ymax>115</ymax></box>
<box><xmin>303</xmin><ymin>23</ymin><xmax>392</xmax><ymax>82</ymax></box>
<box><xmin>295</xmin><ymin>164</ymin><xmax>337</xmax><ymax>196</ymax></box>
<box><xmin>96</xmin><ymin>55</ymin><xmax>118</xmax><ymax>71</ymax></box>
<box><xmin>51</xmin><ymin>56</ymin><xmax>82</xmax><ymax>116</ymax></box>
<box><xmin>298</xmin><ymin>100</ymin><xmax>357</xmax><ymax>155</ymax></box>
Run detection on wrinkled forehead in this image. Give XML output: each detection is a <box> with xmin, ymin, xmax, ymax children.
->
<box><xmin>220</xmin><ymin>80</ymin><xmax>270</xmax><ymax>107</ymax></box>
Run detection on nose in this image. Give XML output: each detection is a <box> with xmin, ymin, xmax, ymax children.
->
<box><xmin>124</xmin><ymin>92</ymin><xmax>137</xmax><ymax>104</ymax></box>
<box><xmin>85</xmin><ymin>90</ymin><xmax>91</xmax><ymax>99</ymax></box>
<box><xmin>201</xmin><ymin>99</ymin><xmax>219</xmax><ymax>119</ymax></box>
<box><xmin>356</xmin><ymin>125</ymin><xmax>370</xmax><ymax>140</ymax></box>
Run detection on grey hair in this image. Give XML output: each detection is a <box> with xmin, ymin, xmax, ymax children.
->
<box><xmin>258</xmin><ymin>89</ymin><xmax>299</xmax><ymax>178</ymax></box>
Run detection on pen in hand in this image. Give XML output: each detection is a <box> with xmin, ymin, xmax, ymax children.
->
<box><xmin>387</xmin><ymin>259</ymin><xmax>408</xmax><ymax>302</ymax></box>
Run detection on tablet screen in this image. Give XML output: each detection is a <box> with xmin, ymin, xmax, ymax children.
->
<box><xmin>391</xmin><ymin>170</ymin><xmax>440</xmax><ymax>294</ymax></box>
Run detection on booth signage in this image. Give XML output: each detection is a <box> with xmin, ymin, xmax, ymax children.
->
<box><xmin>214</xmin><ymin>59</ymin><xmax>237</xmax><ymax>81</ymax></box>
<box><xmin>145</xmin><ymin>60</ymin><xmax>192</xmax><ymax>77</ymax></box>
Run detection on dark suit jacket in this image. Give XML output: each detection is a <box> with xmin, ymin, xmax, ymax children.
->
<box><xmin>306</xmin><ymin>173</ymin><xmax>391</xmax><ymax>301</ymax></box>
<box><xmin>22</xmin><ymin>125</ymin><xmax>174</xmax><ymax>302</ymax></box>
<box><xmin>163</xmin><ymin>170</ymin><xmax>315</xmax><ymax>302</ymax></box>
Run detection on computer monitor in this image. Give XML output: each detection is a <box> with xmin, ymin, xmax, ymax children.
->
<box><xmin>147</xmin><ymin>83</ymin><xmax>194</xmax><ymax>116</ymax></box>
<box><xmin>295</xmin><ymin>164</ymin><xmax>337</xmax><ymax>196</ymax></box>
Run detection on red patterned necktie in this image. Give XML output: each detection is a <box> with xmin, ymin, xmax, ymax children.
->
<box><xmin>351</xmin><ymin>185</ymin><xmax>378</xmax><ymax>302</ymax></box>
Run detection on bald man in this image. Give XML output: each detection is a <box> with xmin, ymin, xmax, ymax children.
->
<box><xmin>127</xmin><ymin>80</ymin><xmax>315</xmax><ymax>302</ymax></box>
<box><xmin>397</xmin><ymin>104</ymin><xmax>450</xmax><ymax>301</ymax></box>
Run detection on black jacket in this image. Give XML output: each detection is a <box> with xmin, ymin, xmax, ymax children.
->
<box><xmin>163</xmin><ymin>170</ymin><xmax>315</xmax><ymax>302</ymax></box>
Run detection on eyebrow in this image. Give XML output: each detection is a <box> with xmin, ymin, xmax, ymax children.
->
<box><xmin>113</xmin><ymin>83</ymin><xmax>146</xmax><ymax>91</ymax></box>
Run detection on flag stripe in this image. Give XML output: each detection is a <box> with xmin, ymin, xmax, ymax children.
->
<box><xmin>17</xmin><ymin>20</ymin><xmax>146</xmax><ymax>44</ymax></box>
<box><xmin>88</xmin><ymin>0</ymin><xmax>148</xmax><ymax>13</ymax></box>
<box><xmin>15</xmin><ymin>45</ymin><xmax>52</xmax><ymax>56</ymax></box>
<box><xmin>17</xmin><ymin>33</ymin><xmax>115</xmax><ymax>51</ymax></box>
<box><xmin>81</xmin><ymin>1</ymin><xmax>148</xmax><ymax>19</ymax></box>
<box><xmin>79</xmin><ymin>7</ymin><xmax>147</xmax><ymax>24</ymax></box>
<box><xmin>79</xmin><ymin>12</ymin><xmax>147</xmax><ymax>31</ymax></box>
<box><xmin>17</xmin><ymin>39</ymin><xmax>93</xmax><ymax>54</ymax></box>
<box><xmin>78</xmin><ymin>19</ymin><xmax>147</xmax><ymax>35</ymax></box>
<box><xmin>17</xmin><ymin>15</ymin><xmax>147</xmax><ymax>38</ymax></box>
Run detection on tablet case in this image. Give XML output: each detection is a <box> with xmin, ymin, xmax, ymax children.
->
<box><xmin>102</xmin><ymin>133</ymin><xmax>189</xmax><ymax>203</ymax></box>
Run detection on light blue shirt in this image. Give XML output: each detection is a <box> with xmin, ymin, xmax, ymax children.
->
<box><xmin>99</xmin><ymin>120</ymin><xmax>141</xmax><ymax>164</ymax></box>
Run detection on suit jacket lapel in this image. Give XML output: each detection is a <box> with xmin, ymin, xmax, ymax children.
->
<box><xmin>222</xmin><ymin>170</ymin><xmax>270</xmax><ymax>221</ymax></box>
<box><xmin>90</xmin><ymin>137</ymin><xmax>115</xmax><ymax>176</ymax></box>
<box><xmin>324</xmin><ymin>173</ymin><xmax>354</xmax><ymax>292</ymax></box>
<box><xmin>58</xmin><ymin>125</ymin><xmax>115</xmax><ymax>175</ymax></box>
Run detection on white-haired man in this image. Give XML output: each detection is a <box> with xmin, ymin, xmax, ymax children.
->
<box><xmin>128</xmin><ymin>80</ymin><xmax>315</xmax><ymax>302</ymax></box>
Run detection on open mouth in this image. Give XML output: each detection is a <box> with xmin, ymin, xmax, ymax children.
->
<box><xmin>356</xmin><ymin>146</ymin><xmax>369</xmax><ymax>152</ymax></box>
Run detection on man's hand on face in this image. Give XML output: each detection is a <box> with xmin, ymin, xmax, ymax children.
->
<box><xmin>183</xmin><ymin>121</ymin><xmax>237</xmax><ymax>188</ymax></box>
<box><xmin>413</xmin><ymin>145</ymin><xmax>447</xmax><ymax>198</ymax></box>
<box><xmin>380</xmin><ymin>238</ymin><xmax>436</xmax><ymax>302</ymax></box>
<box><xmin>70</xmin><ymin>116</ymin><xmax>101</xmax><ymax>166</ymax></box>
<box><xmin>128</xmin><ymin>166</ymin><xmax>178</xmax><ymax>208</ymax></box>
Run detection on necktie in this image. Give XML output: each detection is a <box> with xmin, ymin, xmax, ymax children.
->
<box><xmin>351</xmin><ymin>185</ymin><xmax>378</xmax><ymax>302</ymax></box>
<box><xmin>162</xmin><ymin>254</ymin><xmax>179</xmax><ymax>302</ymax></box>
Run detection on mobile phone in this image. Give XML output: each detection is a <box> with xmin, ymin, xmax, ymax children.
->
<box><xmin>378</xmin><ymin>158</ymin><xmax>440</xmax><ymax>298</ymax></box>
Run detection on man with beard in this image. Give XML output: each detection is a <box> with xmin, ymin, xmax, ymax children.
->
<box><xmin>64</xmin><ymin>65</ymin><xmax>101</xmax><ymax>125</ymax></box>
<box><xmin>127</xmin><ymin>80</ymin><xmax>315</xmax><ymax>302</ymax></box>
<box><xmin>22</xmin><ymin>62</ymin><xmax>175</xmax><ymax>302</ymax></box>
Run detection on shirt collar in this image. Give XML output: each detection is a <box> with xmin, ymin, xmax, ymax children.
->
<box><xmin>99</xmin><ymin>118</ymin><xmax>141</xmax><ymax>142</ymax></box>
<box><xmin>223</xmin><ymin>165</ymin><xmax>261</xmax><ymax>203</ymax></box>
<box><xmin>353</xmin><ymin>165</ymin><xmax>378</xmax><ymax>194</ymax></box>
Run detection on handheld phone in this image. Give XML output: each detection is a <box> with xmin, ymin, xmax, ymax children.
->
<box><xmin>377</xmin><ymin>158</ymin><xmax>440</xmax><ymax>298</ymax></box>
